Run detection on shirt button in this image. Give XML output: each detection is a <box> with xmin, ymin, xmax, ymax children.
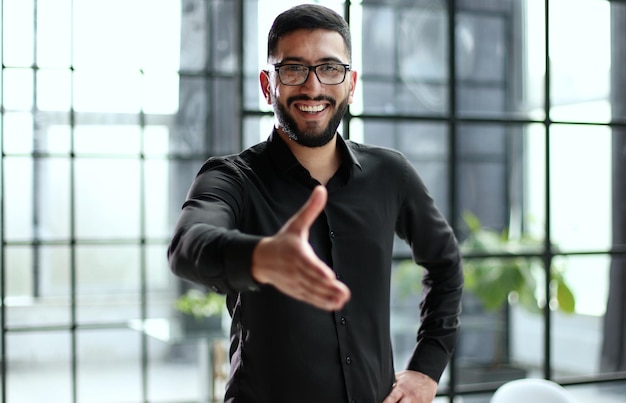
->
<box><xmin>346</xmin><ymin>356</ymin><xmax>352</xmax><ymax>365</ymax></box>
<box><xmin>329</xmin><ymin>230</ymin><xmax>335</xmax><ymax>238</ymax></box>
<box><xmin>340</xmin><ymin>317</ymin><xmax>346</xmax><ymax>325</ymax></box>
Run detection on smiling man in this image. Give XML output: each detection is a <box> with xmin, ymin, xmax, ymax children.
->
<box><xmin>168</xmin><ymin>4</ymin><xmax>463</xmax><ymax>403</ymax></box>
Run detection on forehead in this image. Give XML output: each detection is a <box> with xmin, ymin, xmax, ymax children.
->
<box><xmin>270</xmin><ymin>29</ymin><xmax>349</xmax><ymax>63</ymax></box>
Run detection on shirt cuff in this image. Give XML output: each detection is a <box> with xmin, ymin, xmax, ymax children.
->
<box><xmin>223</xmin><ymin>233</ymin><xmax>263</xmax><ymax>292</ymax></box>
<box><xmin>406</xmin><ymin>339</ymin><xmax>453</xmax><ymax>383</ymax></box>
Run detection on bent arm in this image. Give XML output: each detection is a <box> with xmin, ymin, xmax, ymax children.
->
<box><xmin>396</xmin><ymin>158</ymin><xmax>464</xmax><ymax>383</ymax></box>
<box><xmin>167</xmin><ymin>160</ymin><xmax>261</xmax><ymax>294</ymax></box>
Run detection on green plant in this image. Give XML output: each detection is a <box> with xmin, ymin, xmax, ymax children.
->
<box><xmin>392</xmin><ymin>212</ymin><xmax>576</xmax><ymax>314</ymax></box>
<box><xmin>174</xmin><ymin>288</ymin><xmax>226</xmax><ymax>319</ymax></box>
<box><xmin>461</xmin><ymin>212</ymin><xmax>575</xmax><ymax>314</ymax></box>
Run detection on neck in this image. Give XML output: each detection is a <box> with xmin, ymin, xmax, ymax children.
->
<box><xmin>277</xmin><ymin>128</ymin><xmax>341</xmax><ymax>185</ymax></box>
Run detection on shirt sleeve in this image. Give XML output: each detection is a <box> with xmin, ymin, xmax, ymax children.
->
<box><xmin>167</xmin><ymin>158</ymin><xmax>262</xmax><ymax>294</ymax></box>
<box><xmin>395</xmin><ymin>155</ymin><xmax>464</xmax><ymax>382</ymax></box>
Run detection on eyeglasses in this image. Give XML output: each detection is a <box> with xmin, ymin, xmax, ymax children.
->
<box><xmin>272</xmin><ymin>63</ymin><xmax>351</xmax><ymax>86</ymax></box>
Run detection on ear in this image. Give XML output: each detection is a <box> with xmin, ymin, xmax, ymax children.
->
<box><xmin>347</xmin><ymin>70</ymin><xmax>358</xmax><ymax>105</ymax></box>
<box><xmin>260</xmin><ymin>70</ymin><xmax>272</xmax><ymax>105</ymax></box>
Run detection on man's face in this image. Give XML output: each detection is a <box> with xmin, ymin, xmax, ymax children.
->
<box><xmin>260</xmin><ymin>29</ymin><xmax>357</xmax><ymax>147</ymax></box>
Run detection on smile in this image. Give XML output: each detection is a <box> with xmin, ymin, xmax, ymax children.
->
<box><xmin>297</xmin><ymin>104</ymin><xmax>327</xmax><ymax>113</ymax></box>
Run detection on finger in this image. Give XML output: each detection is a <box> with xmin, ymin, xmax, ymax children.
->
<box><xmin>287</xmin><ymin>186</ymin><xmax>327</xmax><ymax>235</ymax></box>
<box><xmin>293</xmin><ymin>249</ymin><xmax>352</xmax><ymax>299</ymax></box>
<box><xmin>381</xmin><ymin>382</ymin><xmax>402</xmax><ymax>403</ymax></box>
<box><xmin>296</xmin><ymin>274</ymin><xmax>351</xmax><ymax>308</ymax></box>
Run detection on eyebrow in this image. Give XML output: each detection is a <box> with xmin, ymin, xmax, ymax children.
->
<box><xmin>278</xmin><ymin>56</ymin><xmax>346</xmax><ymax>64</ymax></box>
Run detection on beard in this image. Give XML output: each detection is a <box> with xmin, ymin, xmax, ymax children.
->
<box><xmin>272</xmin><ymin>94</ymin><xmax>349</xmax><ymax>148</ymax></box>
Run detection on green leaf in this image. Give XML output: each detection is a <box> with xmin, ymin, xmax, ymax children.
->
<box><xmin>556</xmin><ymin>281</ymin><xmax>576</xmax><ymax>313</ymax></box>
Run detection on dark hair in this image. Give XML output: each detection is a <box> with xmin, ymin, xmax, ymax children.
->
<box><xmin>267</xmin><ymin>4</ymin><xmax>352</xmax><ymax>61</ymax></box>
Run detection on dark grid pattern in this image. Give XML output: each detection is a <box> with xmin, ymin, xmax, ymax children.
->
<box><xmin>1</xmin><ymin>0</ymin><xmax>626</xmax><ymax>402</ymax></box>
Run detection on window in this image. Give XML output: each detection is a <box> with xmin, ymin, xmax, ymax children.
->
<box><xmin>2</xmin><ymin>0</ymin><xmax>625</xmax><ymax>402</ymax></box>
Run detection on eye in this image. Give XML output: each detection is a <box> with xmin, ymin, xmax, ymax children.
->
<box><xmin>283</xmin><ymin>64</ymin><xmax>307</xmax><ymax>73</ymax></box>
<box><xmin>319</xmin><ymin>63</ymin><xmax>340</xmax><ymax>73</ymax></box>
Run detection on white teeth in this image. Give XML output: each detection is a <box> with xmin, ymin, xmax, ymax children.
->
<box><xmin>298</xmin><ymin>104</ymin><xmax>325</xmax><ymax>113</ymax></box>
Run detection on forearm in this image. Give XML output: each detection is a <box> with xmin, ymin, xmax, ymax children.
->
<box><xmin>168</xmin><ymin>222</ymin><xmax>261</xmax><ymax>293</ymax></box>
<box><xmin>410</xmin><ymin>244</ymin><xmax>464</xmax><ymax>382</ymax></box>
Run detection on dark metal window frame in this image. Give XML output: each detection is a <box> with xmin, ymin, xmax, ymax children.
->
<box><xmin>1</xmin><ymin>1</ymin><xmax>626</xmax><ymax>402</ymax></box>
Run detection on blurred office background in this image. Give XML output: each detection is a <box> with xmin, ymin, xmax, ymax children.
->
<box><xmin>1</xmin><ymin>0</ymin><xmax>626</xmax><ymax>401</ymax></box>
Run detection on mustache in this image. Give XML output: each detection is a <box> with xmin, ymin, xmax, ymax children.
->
<box><xmin>287</xmin><ymin>95</ymin><xmax>336</xmax><ymax>108</ymax></box>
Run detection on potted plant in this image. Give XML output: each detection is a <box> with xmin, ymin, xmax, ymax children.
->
<box><xmin>458</xmin><ymin>211</ymin><xmax>575</xmax><ymax>383</ymax></box>
<box><xmin>461</xmin><ymin>212</ymin><xmax>575</xmax><ymax>314</ymax></box>
<box><xmin>392</xmin><ymin>211</ymin><xmax>576</xmax><ymax>384</ymax></box>
<box><xmin>174</xmin><ymin>287</ymin><xmax>226</xmax><ymax>333</ymax></box>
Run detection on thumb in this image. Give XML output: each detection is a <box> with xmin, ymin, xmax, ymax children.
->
<box><xmin>288</xmin><ymin>186</ymin><xmax>327</xmax><ymax>235</ymax></box>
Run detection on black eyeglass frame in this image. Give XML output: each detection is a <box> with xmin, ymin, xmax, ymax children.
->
<box><xmin>272</xmin><ymin>62</ymin><xmax>351</xmax><ymax>86</ymax></box>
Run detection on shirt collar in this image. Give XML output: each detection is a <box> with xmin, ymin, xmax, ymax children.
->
<box><xmin>267</xmin><ymin>128</ymin><xmax>362</xmax><ymax>177</ymax></box>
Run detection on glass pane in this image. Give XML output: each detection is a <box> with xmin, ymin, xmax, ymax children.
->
<box><xmin>549</xmin><ymin>0</ymin><xmax>611</xmax><ymax>123</ymax></box>
<box><xmin>169</xmin><ymin>158</ymin><xmax>212</xmax><ymax>215</ymax></box>
<box><xmin>7</xmin><ymin>245</ymin><xmax>72</xmax><ymax>327</ymax></box>
<box><xmin>144</xmin><ymin>159</ymin><xmax>170</xmax><ymax>239</ymax></box>
<box><xmin>525</xmin><ymin>0</ymin><xmax>547</xmax><ymax>120</ymax></box>
<box><xmin>2</xmin><ymin>0</ymin><xmax>34</xmax><ymax>67</ymax></box>
<box><xmin>5</xmin><ymin>157</ymin><xmax>33</xmax><ymax>240</ymax></box>
<box><xmin>74</xmin><ymin>125</ymin><xmax>141</xmax><ymax>155</ymax></box>
<box><xmin>614</xmin><ymin>129</ymin><xmax>626</xmax><ymax>251</ymax></box>
<box><xmin>77</xmin><ymin>329</ymin><xmax>142</xmax><ymax>402</ymax></box>
<box><xmin>601</xmin><ymin>256</ymin><xmax>626</xmax><ymax>377</ymax></box>
<box><xmin>143</xmin><ymin>125</ymin><xmax>170</xmax><ymax>156</ymax></box>
<box><xmin>243</xmin><ymin>1</ymin><xmax>262</xmax><ymax>111</ymax></box>
<box><xmin>74</xmin><ymin>159</ymin><xmax>141</xmax><ymax>239</ymax></box>
<box><xmin>37</xmin><ymin>158</ymin><xmax>71</xmax><ymax>240</ymax></box>
<box><xmin>524</xmin><ymin>123</ymin><xmax>547</xmax><ymax>236</ymax></box>
<box><xmin>147</xmin><ymin>337</ymin><xmax>206</xmax><ymax>402</ymax></box>
<box><xmin>146</xmin><ymin>244</ymin><xmax>173</xmax><ymax>320</ymax></box>
<box><xmin>456</xmin><ymin>9</ymin><xmax>506</xmax><ymax>118</ymax></box>
<box><xmin>37</xmin><ymin>69</ymin><xmax>72</xmax><ymax>111</ymax></box>
<box><xmin>360</xmin><ymin>2</ymin><xmax>448</xmax><ymax>115</ymax></box>
<box><xmin>172</xmin><ymin>77</ymin><xmax>209</xmax><ymax>155</ymax></box>
<box><xmin>550</xmin><ymin>124</ymin><xmax>611</xmax><ymax>252</ymax></box>
<box><xmin>37</xmin><ymin>0</ymin><xmax>72</xmax><ymax>68</ymax></box>
<box><xmin>142</xmin><ymin>71</ymin><xmax>180</xmax><ymax>114</ymax></box>
<box><xmin>457</xmin><ymin>123</ymin><xmax>515</xmax><ymax>233</ymax></box>
<box><xmin>212</xmin><ymin>78</ymin><xmax>239</xmax><ymax>154</ymax></box>
<box><xmin>76</xmin><ymin>245</ymin><xmax>140</xmax><ymax>322</ymax></box>
<box><xmin>180</xmin><ymin>0</ymin><xmax>208</xmax><ymax>72</ymax></box>
<box><xmin>458</xmin><ymin>257</ymin><xmax>545</xmax><ymax>385</ymax></box>
<box><xmin>551</xmin><ymin>255</ymin><xmax>609</xmax><ymax>378</ymax></box>
<box><xmin>73</xmin><ymin>0</ymin><xmax>142</xmax><ymax>70</ymax></box>
<box><xmin>457</xmin><ymin>1</ymin><xmax>548</xmax><ymax>120</ymax></box>
<box><xmin>243</xmin><ymin>115</ymin><xmax>274</xmax><ymax>149</ymax></box>
<box><xmin>3</xmin><ymin>68</ymin><xmax>33</xmax><ymax>111</ymax></box>
<box><xmin>7</xmin><ymin>331</ymin><xmax>73</xmax><ymax>402</ymax></box>
<box><xmin>211</xmin><ymin>1</ymin><xmax>236</xmax><ymax>73</ymax></box>
<box><xmin>5</xmin><ymin>245</ymin><xmax>32</xmax><ymax>298</ymax></box>
<box><xmin>3</xmin><ymin>112</ymin><xmax>33</xmax><ymax>154</ymax></box>
<box><xmin>73</xmin><ymin>70</ymin><xmax>143</xmax><ymax>113</ymax></box>
<box><xmin>42</xmin><ymin>120</ymin><xmax>73</xmax><ymax>154</ymax></box>
<box><xmin>139</xmin><ymin>0</ymin><xmax>181</xmax><ymax>71</ymax></box>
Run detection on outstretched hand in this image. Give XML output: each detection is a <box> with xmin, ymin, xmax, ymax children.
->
<box><xmin>251</xmin><ymin>185</ymin><xmax>351</xmax><ymax>311</ymax></box>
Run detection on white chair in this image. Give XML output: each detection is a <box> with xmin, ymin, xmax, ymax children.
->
<box><xmin>490</xmin><ymin>378</ymin><xmax>577</xmax><ymax>403</ymax></box>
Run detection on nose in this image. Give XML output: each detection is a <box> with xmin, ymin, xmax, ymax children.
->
<box><xmin>300</xmin><ymin>68</ymin><xmax>323</xmax><ymax>92</ymax></box>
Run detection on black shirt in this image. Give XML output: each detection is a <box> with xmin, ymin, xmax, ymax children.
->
<box><xmin>168</xmin><ymin>131</ymin><xmax>463</xmax><ymax>403</ymax></box>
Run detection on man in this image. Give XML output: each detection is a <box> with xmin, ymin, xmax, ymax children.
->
<box><xmin>168</xmin><ymin>4</ymin><xmax>463</xmax><ymax>403</ymax></box>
